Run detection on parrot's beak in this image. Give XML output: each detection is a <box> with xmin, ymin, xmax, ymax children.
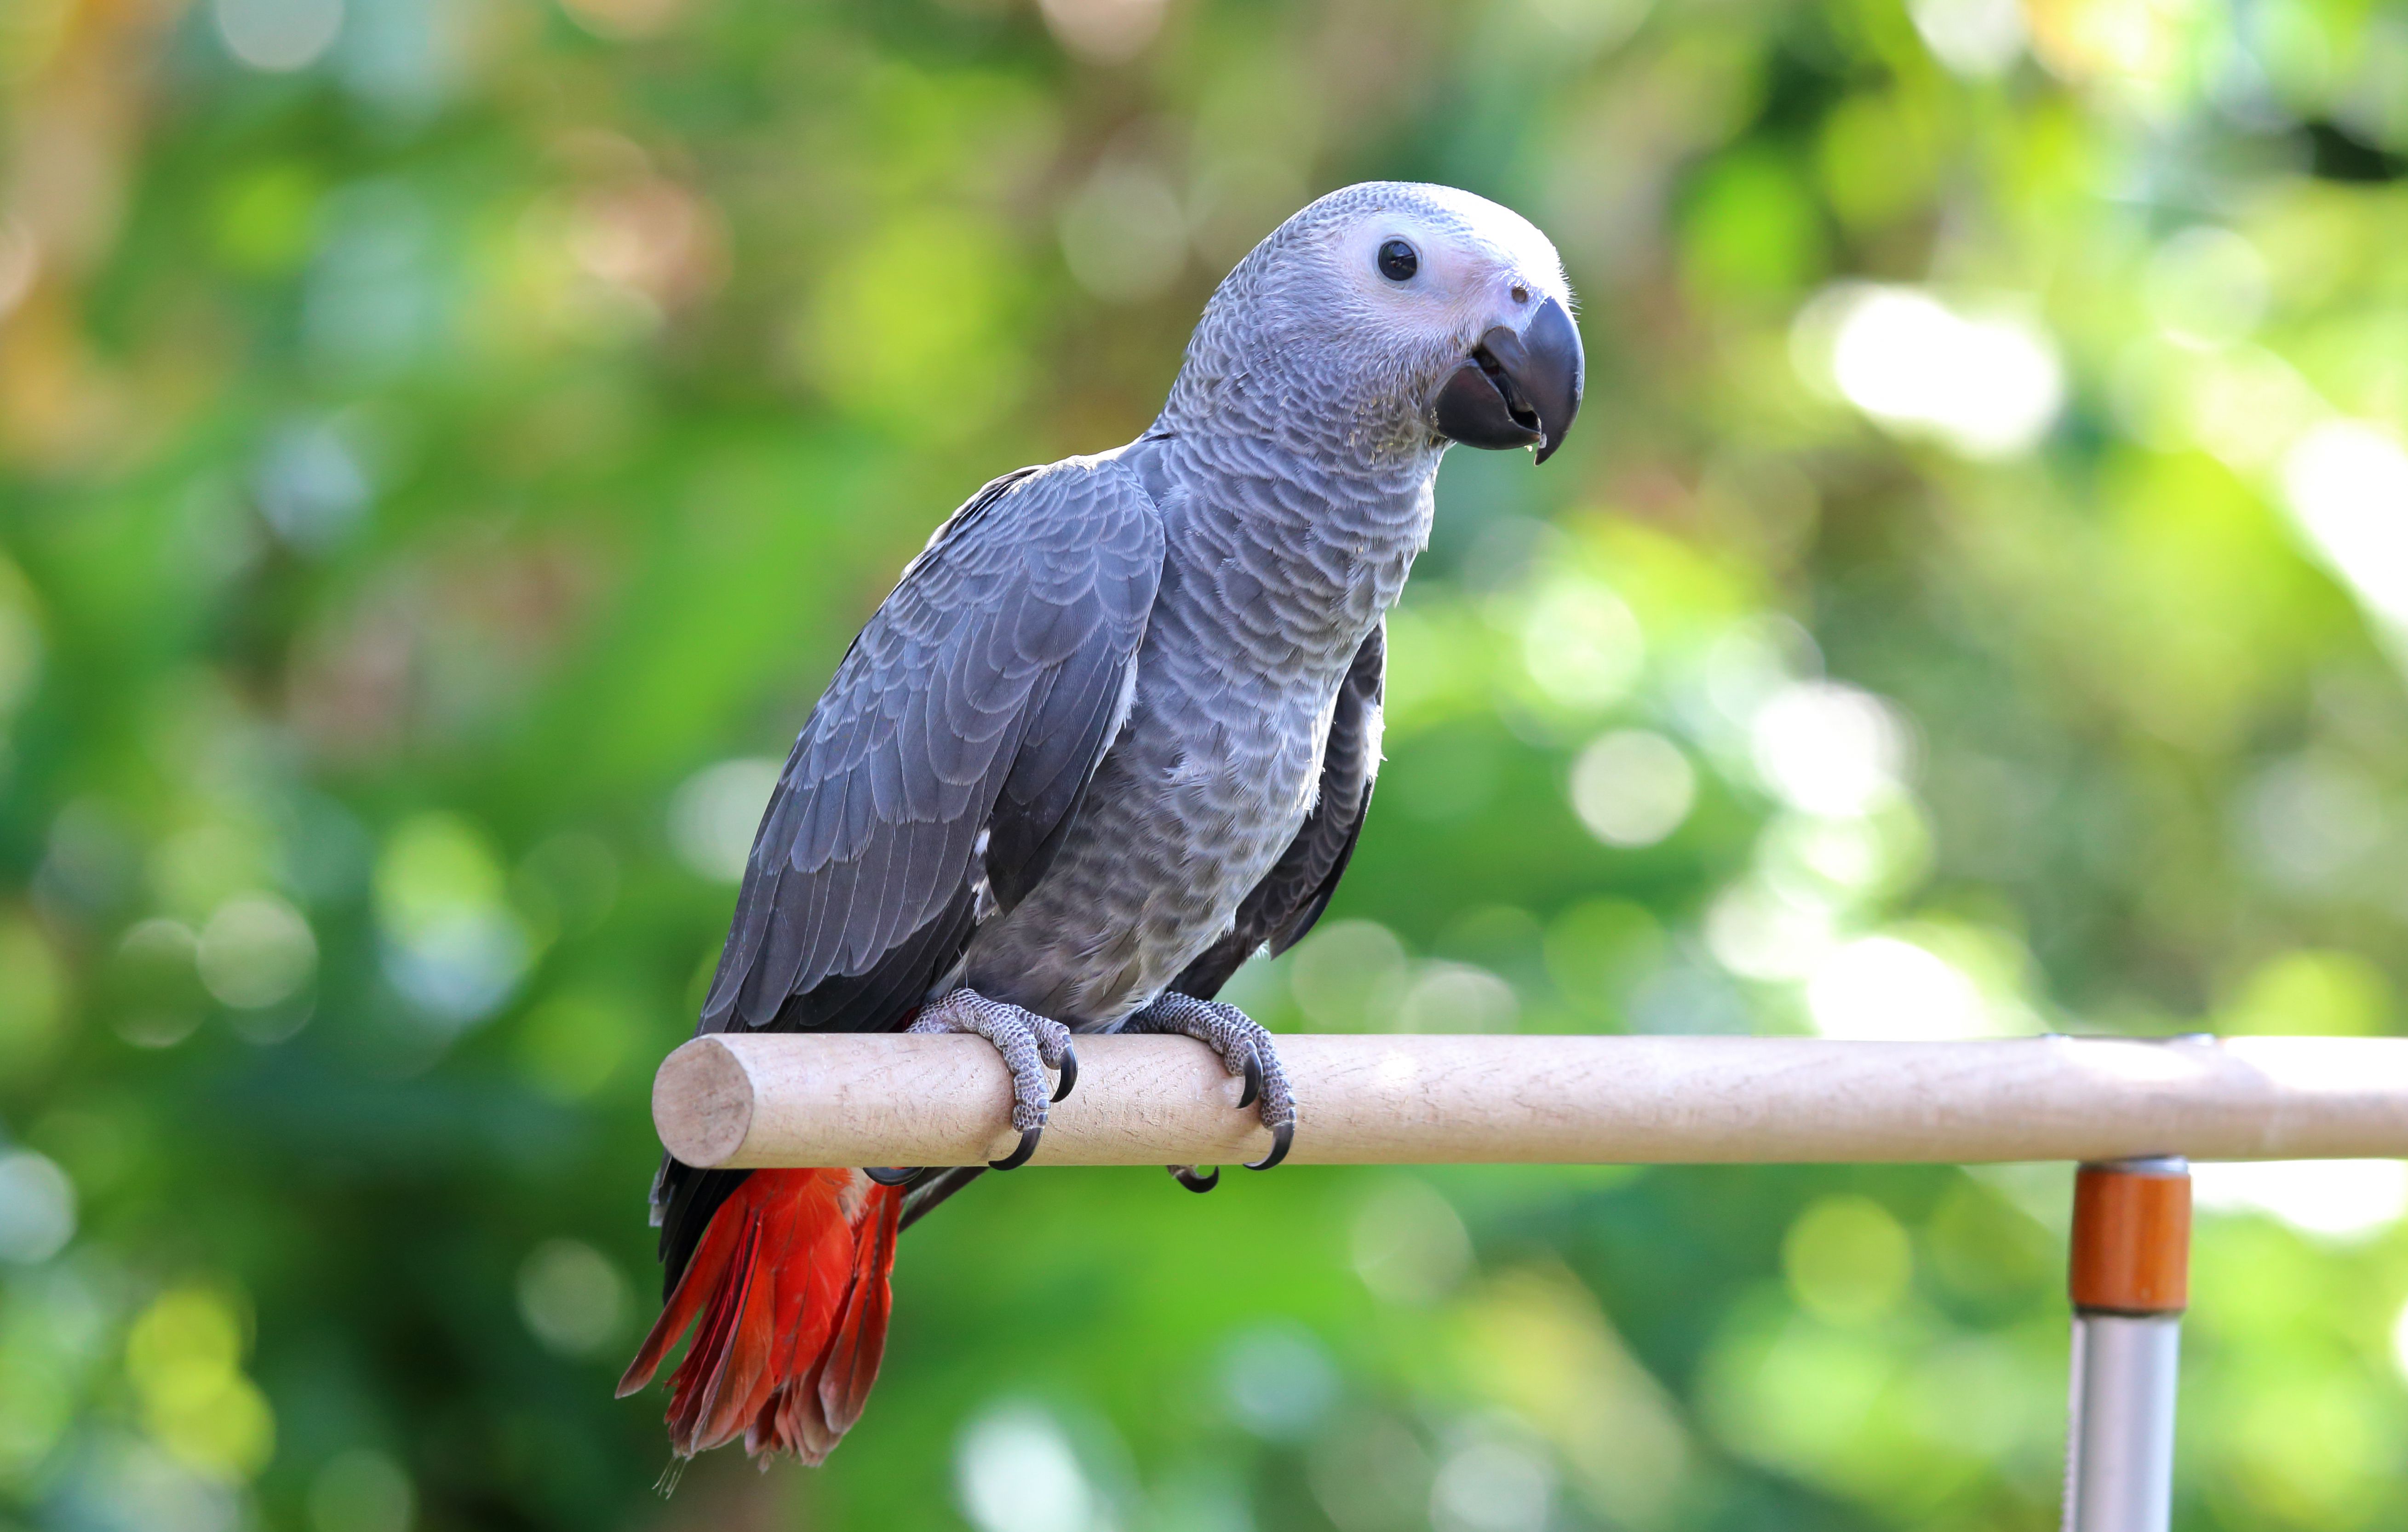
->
<box><xmin>1429</xmin><ymin>296</ymin><xmax>1584</xmax><ymax>464</ymax></box>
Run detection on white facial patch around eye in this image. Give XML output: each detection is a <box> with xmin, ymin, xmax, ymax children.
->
<box><xmin>1342</xmin><ymin>217</ymin><xmax>1461</xmax><ymax>304</ymax></box>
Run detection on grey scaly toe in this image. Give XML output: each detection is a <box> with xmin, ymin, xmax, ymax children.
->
<box><xmin>1121</xmin><ymin>991</ymin><xmax>1296</xmax><ymax>1172</ymax></box>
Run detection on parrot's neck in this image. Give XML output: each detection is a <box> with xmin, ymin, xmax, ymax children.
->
<box><xmin>1154</xmin><ymin>338</ymin><xmax>1445</xmax><ymax>487</ymax></box>
<box><xmin>1142</xmin><ymin>295</ymin><xmax>1453</xmax><ymax>663</ymax></box>
<box><xmin>1123</xmin><ymin>418</ymin><xmax>1438</xmax><ymax>671</ymax></box>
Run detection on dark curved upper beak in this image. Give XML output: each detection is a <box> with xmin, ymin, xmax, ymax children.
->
<box><xmin>1428</xmin><ymin>296</ymin><xmax>1585</xmax><ymax>464</ymax></box>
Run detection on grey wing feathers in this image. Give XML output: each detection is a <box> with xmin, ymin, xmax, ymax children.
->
<box><xmin>699</xmin><ymin>458</ymin><xmax>1164</xmax><ymax>1035</ymax></box>
<box><xmin>1172</xmin><ymin>622</ymin><xmax>1385</xmax><ymax>1000</ymax></box>
<box><xmin>656</xmin><ymin>459</ymin><xmax>1158</xmax><ymax>1286</ymax></box>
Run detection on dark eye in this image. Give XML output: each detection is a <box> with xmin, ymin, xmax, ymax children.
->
<box><xmin>1376</xmin><ymin>239</ymin><xmax>1419</xmax><ymax>281</ymax></box>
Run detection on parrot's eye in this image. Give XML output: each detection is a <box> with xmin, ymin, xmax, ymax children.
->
<box><xmin>1376</xmin><ymin>239</ymin><xmax>1419</xmax><ymax>282</ymax></box>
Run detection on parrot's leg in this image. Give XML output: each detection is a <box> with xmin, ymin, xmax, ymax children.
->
<box><xmin>906</xmin><ymin>988</ymin><xmax>1078</xmax><ymax>1171</ymax></box>
<box><xmin>1120</xmin><ymin>992</ymin><xmax>1296</xmax><ymax>1171</ymax></box>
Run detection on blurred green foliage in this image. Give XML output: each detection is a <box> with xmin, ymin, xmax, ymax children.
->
<box><xmin>3</xmin><ymin>0</ymin><xmax>2408</xmax><ymax>1528</ymax></box>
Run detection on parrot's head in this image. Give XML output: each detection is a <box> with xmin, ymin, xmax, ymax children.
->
<box><xmin>1181</xmin><ymin>181</ymin><xmax>1585</xmax><ymax>466</ymax></box>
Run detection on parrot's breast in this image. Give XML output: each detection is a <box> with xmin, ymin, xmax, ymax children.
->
<box><xmin>957</xmin><ymin>452</ymin><xmax>1426</xmax><ymax>1027</ymax></box>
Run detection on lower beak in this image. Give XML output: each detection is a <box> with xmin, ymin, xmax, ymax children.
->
<box><xmin>1428</xmin><ymin>296</ymin><xmax>1585</xmax><ymax>464</ymax></box>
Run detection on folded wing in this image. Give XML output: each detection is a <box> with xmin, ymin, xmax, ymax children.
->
<box><xmin>655</xmin><ymin>458</ymin><xmax>1164</xmax><ymax>1289</ymax></box>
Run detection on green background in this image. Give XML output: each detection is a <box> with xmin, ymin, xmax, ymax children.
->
<box><xmin>3</xmin><ymin>0</ymin><xmax>2407</xmax><ymax>1527</ymax></box>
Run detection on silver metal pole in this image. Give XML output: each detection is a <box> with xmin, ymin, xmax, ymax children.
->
<box><xmin>2064</xmin><ymin>1312</ymin><xmax>2181</xmax><ymax>1531</ymax></box>
<box><xmin>2061</xmin><ymin>1155</ymin><xmax>2190</xmax><ymax>1532</ymax></box>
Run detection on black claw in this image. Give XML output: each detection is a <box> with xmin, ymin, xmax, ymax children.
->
<box><xmin>1052</xmin><ymin>1043</ymin><xmax>1079</xmax><ymax>1102</ymax></box>
<box><xmin>1170</xmin><ymin>1165</ymin><xmax>1220</xmax><ymax>1193</ymax></box>
<box><xmin>862</xmin><ymin>1165</ymin><xmax>919</xmax><ymax>1186</ymax></box>
<box><xmin>989</xmin><ymin>1125</ymin><xmax>1042</xmax><ymax>1171</ymax></box>
<box><xmin>1238</xmin><ymin>1050</ymin><xmax>1262</xmax><ymax>1109</ymax></box>
<box><xmin>1245</xmin><ymin>1120</ymin><xmax>1294</xmax><ymax>1172</ymax></box>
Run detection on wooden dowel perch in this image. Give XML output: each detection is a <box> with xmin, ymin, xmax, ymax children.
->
<box><xmin>652</xmin><ymin>1033</ymin><xmax>2408</xmax><ymax>1171</ymax></box>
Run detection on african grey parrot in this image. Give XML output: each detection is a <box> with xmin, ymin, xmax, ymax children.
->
<box><xmin>619</xmin><ymin>181</ymin><xmax>1583</xmax><ymax>1463</ymax></box>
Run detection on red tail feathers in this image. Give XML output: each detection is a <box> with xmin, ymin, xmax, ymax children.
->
<box><xmin>617</xmin><ymin>1169</ymin><xmax>902</xmax><ymax>1463</ymax></box>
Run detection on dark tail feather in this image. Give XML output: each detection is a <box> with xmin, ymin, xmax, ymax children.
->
<box><xmin>900</xmin><ymin>1165</ymin><xmax>986</xmax><ymax>1231</ymax></box>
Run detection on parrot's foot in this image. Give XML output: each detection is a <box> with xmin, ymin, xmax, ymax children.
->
<box><xmin>1168</xmin><ymin>1165</ymin><xmax>1219</xmax><ymax>1193</ymax></box>
<box><xmin>907</xmin><ymin>988</ymin><xmax>1077</xmax><ymax>1171</ymax></box>
<box><xmin>1121</xmin><ymin>992</ymin><xmax>1295</xmax><ymax>1171</ymax></box>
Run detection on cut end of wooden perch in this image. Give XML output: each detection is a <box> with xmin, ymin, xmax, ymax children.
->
<box><xmin>654</xmin><ymin>1036</ymin><xmax>757</xmax><ymax>1168</ymax></box>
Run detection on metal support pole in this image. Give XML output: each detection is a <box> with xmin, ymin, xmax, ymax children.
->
<box><xmin>2062</xmin><ymin>1155</ymin><xmax>2191</xmax><ymax>1532</ymax></box>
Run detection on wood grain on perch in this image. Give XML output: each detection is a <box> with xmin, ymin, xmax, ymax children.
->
<box><xmin>652</xmin><ymin>1033</ymin><xmax>2408</xmax><ymax>1170</ymax></box>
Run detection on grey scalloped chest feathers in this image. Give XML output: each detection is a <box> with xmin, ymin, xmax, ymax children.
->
<box><xmin>956</xmin><ymin>428</ymin><xmax>1432</xmax><ymax>1026</ymax></box>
